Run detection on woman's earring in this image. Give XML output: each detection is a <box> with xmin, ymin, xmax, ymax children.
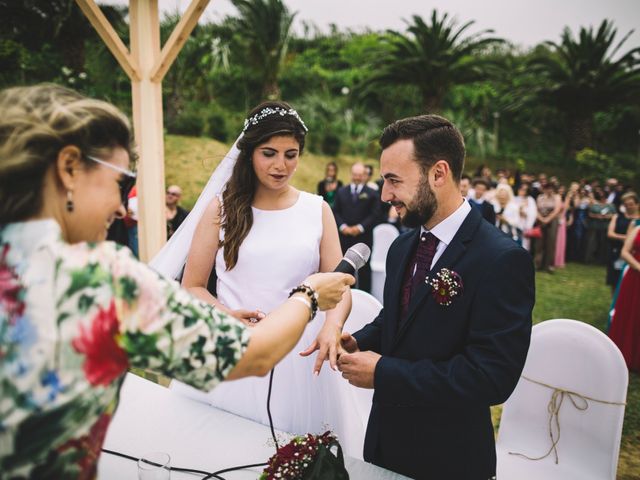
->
<box><xmin>66</xmin><ymin>190</ymin><xmax>74</xmax><ymax>213</ymax></box>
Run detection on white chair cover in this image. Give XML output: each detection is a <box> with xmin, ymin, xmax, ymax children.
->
<box><xmin>496</xmin><ymin>319</ymin><xmax>628</xmax><ymax>480</ymax></box>
<box><xmin>370</xmin><ymin>224</ymin><xmax>399</xmax><ymax>303</ymax></box>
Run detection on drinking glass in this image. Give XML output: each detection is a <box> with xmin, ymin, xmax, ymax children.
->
<box><xmin>137</xmin><ymin>451</ymin><xmax>170</xmax><ymax>480</ymax></box>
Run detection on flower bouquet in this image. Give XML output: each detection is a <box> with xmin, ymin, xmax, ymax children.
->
<box><xmin>260</xmin><ymin>431</ymin><xmax>349</xmax><ymax>480</ymax></box>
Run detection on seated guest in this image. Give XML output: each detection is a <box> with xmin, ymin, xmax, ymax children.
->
<box><xmin>0</xmin><ymin>84</ymin><xmax>353</xmax><ymax>478</ymax></box>
<box><xmin>316</xmin><ymin>161</ymin><xmax>343</xmax><ymax>207</ymax></box>
<box><xmin>468</xmin><ymin>177</ymin><xmax>496</xmax><ymax>225</ymax></box>
<box><xmin>166</xmin><ymin>184</ymin><xmax>189</xmax><ymax>238</ymax></box>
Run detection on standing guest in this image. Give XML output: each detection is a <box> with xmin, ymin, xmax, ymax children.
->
<box><xmin>316</xmin><ymin>161</ymin><xmax>343</xmax><ymax>207</ymax></box>
<box><xmin>608</xmin><ymin>225</ymin><xmax>640</xmax><ymax>371</ymax></box>
<box><xmin>586</xmin><ymin>190</ymin><xmax>616</xmax><ymax>264</ymax></box>
<box><xmin>493</xmin><ymin>183</ymin><xmax>521</xmax><ymax>244</ymax></box>
<box><xmin>535</xmin><ymin>183</ymin><xmax>562</xmax><ymax>273</ymax></box>
<box><xmin>513</xmin><ymin>183</ymin><xmax>538</xmax><ymax>252</ymax></box>
<box><xmin>468</xmin><ymin>177</ymin><xmax>496</xmax><ymax>226</ymax></box>
<box><xmin>459</xmin><ymin>173</ymin><xmax>473</xmax><ymax>200</ymax></box>
<box><xmin>166</xmin><ymin>184</ymin><xmax>189</xmax><ymax>239</ymax></box>
<box><xmin>0</xmin><ymin>84</ymin><xmax>353</xmax><ymax>478</ymax></box>
<box><xmin>566</xmin><ymin>185</ymin><xmax>591</xmax><ymax>262</ymax></box>
<box><xmin>364</xmin><ymin>164</ymin><xmax>380</xmax><ymax>190</ymax></box>
<box><xmin>124</xmin><ymin>184</ymin><xmax>139</xmax><ymax>257</ymax></box>
<box><xmin>554</xmin><ymin>184</ymin><xmax>568</xmax><ymax>268</ymax></box>
<box><xmin>332</xmin><ymin>162</ymin><xmax>381</xmax><ymax>292</ymax></box>
<box><xmin>336</xmin><ymin>114</ymin><xmax>534</xmax><ymax>479</ymax></box>
<box><xmin>607</xmin><ymin>192</ymin><xmax>640</xmax><ymax>290</ymax></box>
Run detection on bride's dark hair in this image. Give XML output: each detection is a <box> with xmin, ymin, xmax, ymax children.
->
<box><xmin>220</xmin><ymin>100</ymin><xmax>307</xmax><ymax>270</ymax></box>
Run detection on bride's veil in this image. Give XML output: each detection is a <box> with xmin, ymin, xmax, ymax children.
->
<box><xmin>149</xmin><ymin>134</ymin><xmax>243</xmax><ymax>279</ymax></box>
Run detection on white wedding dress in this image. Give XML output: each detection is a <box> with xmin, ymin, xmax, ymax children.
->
<box><xmin>170</xmin><ymin>191</ymin><xmax>368</xmax><ymax>458</ymax></box>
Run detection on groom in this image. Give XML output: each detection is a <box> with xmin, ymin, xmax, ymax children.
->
<box><xmin>337</xmin><ymin>115</ymin><xmax>535</xmax><ymax>479</ymax></box>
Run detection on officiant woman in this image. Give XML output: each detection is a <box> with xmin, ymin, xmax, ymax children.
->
<box><xmin>0</xmin><ymin>83</ymin><xmax>353</xmax><ymax>478</ymax></box>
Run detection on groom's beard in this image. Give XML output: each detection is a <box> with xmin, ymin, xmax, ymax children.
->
<box><xmin>401</xmin><ymin>180</ymin><xmax>438</xmax><ymax>228</ymax></box>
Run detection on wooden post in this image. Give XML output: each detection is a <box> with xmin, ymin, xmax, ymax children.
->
<box><xmin>76</xmin><ymin>0</ymin><xmax>210</xmax><ymax>262</ymax></box>
<box><xmin>129</xmin><ymin>0</ymin><xmax>166</xmax><ymax>262</ymax></box>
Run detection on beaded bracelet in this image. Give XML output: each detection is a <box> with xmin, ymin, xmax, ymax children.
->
<box><xmin>288</xmin><ymin>283</ymin><xmax>318</xmax><ymax>321</ymax></box>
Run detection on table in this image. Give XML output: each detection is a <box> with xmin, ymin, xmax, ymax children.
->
<box><xmin>98</xmin><ymin>373</ymin><xmax>409</xmax><ymax>479</ymax></box>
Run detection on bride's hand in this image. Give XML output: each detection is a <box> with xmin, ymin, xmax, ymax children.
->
<box><xmin>230</xmin><ymin>308</ymin><xmax>265</xmax><ymax>326</ymax></box>
<box><xmin>303</xmin><ymin>272</ymin><xmax>354</xmax><ymax>311</ymax></box>
<box><xmin>299</xmin><ymin>319</ymin><xmax>342</xmax><ymax>374</ymax></box>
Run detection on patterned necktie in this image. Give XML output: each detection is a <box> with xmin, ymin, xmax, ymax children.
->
<box><xmin>400</xmin><ymin>232</ymin><xmax>439</xmax><ymax>320</ymax></box>
<box><xmin>351</xmin><ymin>185</ymin><xmax>359</xmax><ymax>203</ymax></box>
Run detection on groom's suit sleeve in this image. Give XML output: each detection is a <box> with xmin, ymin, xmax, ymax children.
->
<box><xmin>373</xmin><ymin>246</ymin><xmax>534</xmax><ymax>407</ymax></box>
<box><xmin>352</xmin><ymin>309</ymin><xmax>384</xmax><ymax>353</ymax></box>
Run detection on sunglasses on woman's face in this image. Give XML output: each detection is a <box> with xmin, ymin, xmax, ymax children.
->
<box><xmin>85</xmin><ymin>155</ymin><xmax>136</xmax><ymax>205</ymax></box>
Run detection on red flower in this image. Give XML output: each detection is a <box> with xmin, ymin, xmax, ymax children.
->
<box><xmin>72</xmin><ymin>301</ymin><xmax>129</xmax><ymax>386</ymax></box>
<box><xmin>0</xmin><ymin>244</ymin><xmax>25</xmax><ymax>322</ymax></box>
<box><xmin>427</xmin><ymin>268</ymin><xmax>464</xmax><ymax>306</ymax></box>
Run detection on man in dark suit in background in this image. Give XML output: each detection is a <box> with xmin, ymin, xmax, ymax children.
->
<box><xmin>337</xmin><ymin>115</ymin><xmax>534</xmax><ymax>479</ymax></box>
<box><xmin>332</xmin><ymin>162</ymin><xmax>380</xmax><ymax>292</ymax></box>
<box><xmin>468</xmin><ymin>177</ymin><xmax>496</xmax><ymax>226</ymax></box>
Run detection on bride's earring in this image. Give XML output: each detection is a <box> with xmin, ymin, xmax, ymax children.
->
<box><xmin>66</xmin><ymin>190</ymin><xmax>74</xmax><ymax>213</ymax></box>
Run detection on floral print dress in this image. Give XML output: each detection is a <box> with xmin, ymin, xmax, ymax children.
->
<box><xmin>0</xmin><ymin>220</ymin><xmax>250</xmax><ymax>479</ymax></box>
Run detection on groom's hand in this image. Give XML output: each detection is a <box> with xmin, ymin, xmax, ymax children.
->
<box><xmin>337</xmin><ymin>351</ymin><xmax>381</xmax><ymax>389</ymax></box>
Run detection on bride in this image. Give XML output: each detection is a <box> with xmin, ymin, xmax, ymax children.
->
<box><xmin>151</xmin><ymin>101</ymin><xmax>369</xmax><ymax>457</ymax></box>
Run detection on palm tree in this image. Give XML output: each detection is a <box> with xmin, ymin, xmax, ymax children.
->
<box><xmin>361</xmin><ymin>10</ymin><xmax>503</xmax><ymax>113</ymax></box>
<box><xmin>529</xmin><ymin>19</ymin><xmax>640</xmax><ymax>157</ymax></box>
<box><xmin>229</xmin><ymin>0</ymin><xmax>295</xmax><ymax>99</ymax></box>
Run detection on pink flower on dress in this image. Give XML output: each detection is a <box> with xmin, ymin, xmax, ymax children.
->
<box><xmin>0</xmin><ymin>244</ymin><xmax>25</xmax><ymax>322</ymax></box>
<box><xmin>72</xmin><ymin>301</ymin><xmax>129</xmax><ymax>386</ymax></box>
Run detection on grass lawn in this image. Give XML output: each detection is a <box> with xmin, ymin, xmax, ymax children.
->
<box><xmin>161</xmin><ymin>134</ymin><xmax>639</xmax><ymax>479</ymax></box>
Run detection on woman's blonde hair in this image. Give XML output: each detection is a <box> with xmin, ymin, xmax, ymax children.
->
<box><xmin>0</xmin><ymin>83</ymin><xmax>135</xmax><ymax>223</ymax></box>
<box><xmin>495</xmin><ymin>183</ymin><xmax>514</xmax><ymax>203</ymax></box>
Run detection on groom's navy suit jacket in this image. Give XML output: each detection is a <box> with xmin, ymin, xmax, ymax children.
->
<box><xmin>353</xmin><ymin>206</ymin><xmax>534</xmax><ymax>480</ymax></box>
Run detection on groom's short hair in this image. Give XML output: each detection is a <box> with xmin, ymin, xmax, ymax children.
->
<box><xmin>379</xmin><ymin>115</ymin><xmax>465</xmax><ymax>182</ymax></box>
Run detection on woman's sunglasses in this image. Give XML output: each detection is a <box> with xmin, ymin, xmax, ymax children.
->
<box><xmin>85</xmin><ymin>155</ymin><xmax>137</xmax><ymax>205</ymax></box>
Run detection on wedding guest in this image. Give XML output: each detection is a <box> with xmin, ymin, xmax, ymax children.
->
<box><xmin>554</xmin><ymin>184</ymin><xmax>568</xmax><ymax>268</ymax></box>
<box><xmin>0</xmin><ymin>84</ymin><xmax>352</xmax><ymax>478</ymax></box>
<box><xmin>468</xmin><ymin>177</ymin><xmax>496</xmax><ymax>225</ymax></box>
<box><xmin>608</xmin><ymin>225</ymin><xmax>640</xmax><ymax>371</ymax></box>
<box><xmin>535</xmin><ymin>183</ymin><xmax>562</xmax><ymax>273</ymax></box>
<box><xmin>332</xmin><ymin>162</ymin><xmax>381</xmax><ymax>292</ymax></box>
<box><xmin>316</xmin><ymin>161</ymin><xmax>343</xmax><ymax>207</ymax></box>
<box><xmin>459</xmin><ymin>173</ymin><xmax>473</xmax><ymax>200</ymax></box>
<box><xmin>513</xmin><ymin>183</ymin><xmax>538</xmax><ymax>252</ymax></box>
<box><xmin>166</xmin><ymin>184</ymin><xmax>189</xmax><ymax>238</ymax></box>
<box><xmin>566</xmin><ymin>185</ymin><xmax>591</xmax><ymax>262</ymax></box>
<box><xmin>164</xmin><ymin>101</ymin><xmax>366</xmax><ymax>456</ymax></box>
<box><xmin>607</xmin><ymin>192</ymin><xmax>640</xmax><ymax>290</ymax></box>
<box><xmin>364</xmin><ymin>164</ymin><xmax>380</xmax><ymax>191</ymax></box>
<box><xmin>492</xmin><ymin>183</ymin><xmax>521</xmax><ymax>244</ymax></box>
<box><xmin>586</xmin><ymin>190</ymin><xmax>616</xmax><ymax>264</ymax></box>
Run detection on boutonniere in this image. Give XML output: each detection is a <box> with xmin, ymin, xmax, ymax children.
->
<box><xmin>426</xmin><ymin>268</ymin><xmax>463</xmax><ymax>306</ymax></box>
<box><xmin>358</xmin><ymin>192</ymin><xmax>368</xmax><ymax>200</ymax></box>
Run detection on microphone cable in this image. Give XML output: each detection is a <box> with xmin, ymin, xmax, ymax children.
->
<box><xmin>102</xmin><ymin>368</ymin><xmax>279</xmax><ymax>479</ymax></box>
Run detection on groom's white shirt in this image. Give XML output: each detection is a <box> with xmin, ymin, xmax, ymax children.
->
<box><xmin>419</xmin><ymin>199</ymin><xmax>471</xmax><ymax>270</ymax></box>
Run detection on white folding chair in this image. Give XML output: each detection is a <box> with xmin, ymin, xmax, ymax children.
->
<box><xmin>496</xmin><ymin>319</ymin><xmax>628</xmax><ymax>480</ymax></box>
<box><xmin>370</xmin><ymin>224</ymin><xmax>399</xmax><ymax>303</ymax></box>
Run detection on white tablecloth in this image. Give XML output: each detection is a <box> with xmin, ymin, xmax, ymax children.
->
<box><xmin>98</xmin><ymin>373</ymin><xmax>409</xmax><ymax>479</ymax></box>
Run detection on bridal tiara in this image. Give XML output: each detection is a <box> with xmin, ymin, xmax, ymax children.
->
<box><xmin>242</xmin><ymin>106</ymin><xmax>309</xmax><ymax>133</ymax></box>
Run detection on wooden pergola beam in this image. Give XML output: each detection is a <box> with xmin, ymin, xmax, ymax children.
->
<box><xmin>151</xmin><ymin>0</ymin><xmax>210</xmax><ymax>82</ymax></box>
<box><xmin>75</xmin><ymin>0</ymin><xmax>211</xmax><ymax>262</ymax></box>
<box><xmin>75</xmin><ymin>0</ymin><xmax>141</xmax><ymax>81</ymax></box>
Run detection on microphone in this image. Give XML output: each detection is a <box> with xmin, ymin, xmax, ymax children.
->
<box><xmin>334</xmin><ymin>243</ymin><xmax>371</xmax><ymax>276</ymax></box>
